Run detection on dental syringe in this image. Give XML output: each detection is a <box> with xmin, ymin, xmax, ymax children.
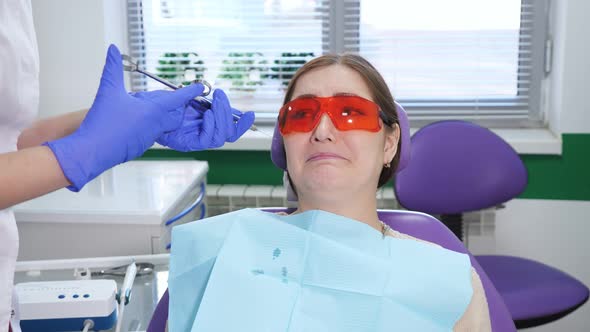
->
<box><xmin>122</xmin><ymin>54</ymin><xmax>259</xmax><ymax>132</ymax></box>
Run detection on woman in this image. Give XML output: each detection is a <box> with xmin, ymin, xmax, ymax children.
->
<box><xmin>169</xmin><ymin>54</ymin><xmax>491</xmax><ymax>331</ymax></box>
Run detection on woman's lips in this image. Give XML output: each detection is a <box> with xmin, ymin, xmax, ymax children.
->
<box><xmin>307</xmin><ymin>152</ymin><xmax>346</xmax><ymax>162</ymax></box>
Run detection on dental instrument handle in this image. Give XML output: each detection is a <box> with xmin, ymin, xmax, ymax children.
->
<box><xmin>114</xmin><ymin>262</ymin><xmax>137</xmax><ymax>332</ymax></box>
<box><xmin>136</xmin><ymin>69</ymin><xmax>179</xmax><ymax>90</ymax></box>
<box><xmin>121</xmin><ymin>54</ymin><xmax>258</xmax><ymax>131</ymax></box>
<box><xmin>189</xmin><ymin>98</ymin><xmax>259</xmax><ymax>132</ymax></box>
<box><xmin>134</xmin><ymin>68</ymin><xmax>258</xmax><ymax>132</ymax></box>
<box><xmin>115</xmin><ymin>302</ymin><xmax>125</xmax><ymax>332</ymax></box>
<box><xmin>120</xmin><ymin>262</ymin><xmax>137</xmax><ymax>305</ymax></box>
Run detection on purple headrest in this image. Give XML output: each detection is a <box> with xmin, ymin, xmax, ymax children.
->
<box><xmin>394</xmin><ymin>120</ymin><xmax>528</xmax><ymax>214</ymax></box>
<box><xmin>271</xmin><ymin>101</ymin><xmax>411</xmax><ymax>174</ymax></box>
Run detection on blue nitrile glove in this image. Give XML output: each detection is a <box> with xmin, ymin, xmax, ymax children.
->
<box><xmin>144</xmin><ymin>89</ymin><xmax>255</xmax><ymax>152</ymax></box>
<box><xmin>43</xmin><ymin>44</ymin><xmax>204</xmax><ymax>191</ymax></box>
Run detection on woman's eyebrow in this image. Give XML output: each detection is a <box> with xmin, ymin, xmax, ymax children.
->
<box><xmin>295</xmin><ymin>93</ymin><xmax>316</xmax><ymax>98</ymax></box>
<box><xmin>294</xmin><ymin>92</ymin><xmax>359</xmax><ymax>98</ymax></box>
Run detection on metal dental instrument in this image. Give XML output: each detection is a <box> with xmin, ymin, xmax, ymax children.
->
<box><xmin>121</xmin><ymin>54</ymin><xmax>258</xmax><ymax>132</ymax></box>
<box><xmin>90</xmin><ymin>262</ymin><xmax>154</xmax><ymax>277</ymax></box>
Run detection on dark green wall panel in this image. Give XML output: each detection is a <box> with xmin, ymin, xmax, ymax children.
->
<box><xmin>519</xmin><ymin>134</ymin><xmax>589</xmax><ymax>200</ymax></box>
<box><xmin>140</xmin><ymin>133</ymin><xmax>590</xmax><ymax>200</ymax></box>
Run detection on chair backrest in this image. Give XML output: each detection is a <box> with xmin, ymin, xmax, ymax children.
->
<box><xmin>394</xmin><ymin>120</ymin><xmax>527</xmax><ymax>214</ymax></box>
<box><xmin>376</xmin><ymin>209</ymin><xmax>516</xmax><ymax>331</ymax></box>
<box><xmin>147</xmin><ymin>288</ymin><xmax>169</xmax><ymax>332</ymax></box>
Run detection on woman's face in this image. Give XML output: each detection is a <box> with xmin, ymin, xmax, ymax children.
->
<box><xmin>283</xmin><ymin>64</ymin><xmax>399</xmax><ymax>199</ymax></box>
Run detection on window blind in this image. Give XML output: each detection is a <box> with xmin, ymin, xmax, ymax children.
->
<box><xmin>127</xmin><ymin>0</ymin><xmax>549</xmax><ymax>127</ymax></box>
<box><xmin>127</xmin><ymin>0</ymin><xmax>330</xmax><ymax>122</ymax></box>
<box><xmin>352</xmin><ymin>0</ymin><xmax>548</xmax><ymax>125</ymax></box>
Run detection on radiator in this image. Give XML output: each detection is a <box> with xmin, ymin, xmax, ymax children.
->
<box><xmin>206</xmin><ymin>184</ymin><xmax>399</xmax><ymax>216</ymax></box>
<box><xmin>204</xmin><ymin>184</ymin><xmax>495</xmax><ymax>252</ymax></box>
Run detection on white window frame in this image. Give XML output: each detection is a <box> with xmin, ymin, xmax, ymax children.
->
<box><xmin>127</xmin><ymin>0</ymin><xmax>551</xmax><ymax>129</ymax></box>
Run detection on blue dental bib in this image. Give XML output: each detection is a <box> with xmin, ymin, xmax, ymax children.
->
<box><xmin>169</xmin><ymin>208</ymin><xmax>472</xmax><ymax>331</ymax></box>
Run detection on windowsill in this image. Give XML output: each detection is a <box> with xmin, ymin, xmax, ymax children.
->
<box><xmin>487</xmin><ymin>128</ymin><xmax>562</xmax><ymax>155</ymax></box>
<box><xmin>151</xmin><ymin>126</ymin><xmax>562</xmax><ymax>155</ymax></box>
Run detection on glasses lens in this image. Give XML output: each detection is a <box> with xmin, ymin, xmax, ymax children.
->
<box><xmin>279</xmin><ymin>98</ymin><xmax>320</xmax><ymax>134</ymax></box>
<box><xmin>330</xmin><ymin>96</ymin><xmax>381</xmax><ymax>131</ymax></box>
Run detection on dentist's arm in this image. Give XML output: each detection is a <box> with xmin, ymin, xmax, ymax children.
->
<box><xmin>0</xmin><ymin>109</ymin><xmax>89</xmax><ymax>209</ymax></box>
<box><xmin>17</xmin><ymin>109</ymin><xmax>88</xmax><ymax>150</ymax></box>
<box><xmin>0</xmin><ymin>44</ymin><xmax>204</xmax><ymax>210</ymax></box>
<box><xmin>0</xmin><ymin>146</ymin><xmax>69</xmax><ymax>210</ymax></box>
<box><xmin>2</xmin><ymin>44</ymin><xmax>254</xmax><ymax>210</ymax></box>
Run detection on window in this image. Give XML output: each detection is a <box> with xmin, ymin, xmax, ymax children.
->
<box><xmin>127</xmin><ymin>0</ymin><xmax>549</xmax><ymax>127</ymax></box>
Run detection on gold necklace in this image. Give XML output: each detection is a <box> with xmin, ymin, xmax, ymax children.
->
<box><xmin>379</xmin><ymin>220</ymin><xmax>391</xmax><ymax>238</ymax></box>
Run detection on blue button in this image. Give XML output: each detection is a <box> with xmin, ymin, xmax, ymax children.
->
<box><xmin>83</xmin><ymin>294</ymin><xmax>90</xmax><ymax>298</ymax></box>
<box><xmin>58</xmin><ymin>294</ymin><xmax>65</xmax><ymax>299</ymax></box>
<box><xmin>73</xmin><ymin>294</ymin><xmax>79</xmax><ymax>298</ymax></box>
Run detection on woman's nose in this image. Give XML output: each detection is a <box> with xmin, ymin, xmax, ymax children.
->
<box><xmin>311</xmin><ymin>114</ymin><xmax>336</xmax><ymax>142</ymax></box>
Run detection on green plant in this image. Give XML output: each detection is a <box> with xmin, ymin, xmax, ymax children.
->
<box><xmin>218</xmin><ymin>52</ymin><xmax>269</xmax><ymax>92</ymax></box>
<box><xmin>155</xmin><ymin>52</ymin><xmax>205</xmax><ymax>86</ymax></box>
<box><xmin>267</xmin><ymin>52</ymin><xmax>315</xmax><ymax>86</ymax></box>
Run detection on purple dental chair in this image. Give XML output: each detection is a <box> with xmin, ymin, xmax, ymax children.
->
<box><xmin>265</xmin><ymin>103</ymin><xmax>516</xmax><ymax>331</ymax></box>
<box><xmin>393</xmin><ymin>120</ymin><xmax>589</xmax><ymax>328</ymax></box>
<box><xmin>146</xmin><ymin>106</ymin><xmax>516</xmax><ymax>331</ymax></box>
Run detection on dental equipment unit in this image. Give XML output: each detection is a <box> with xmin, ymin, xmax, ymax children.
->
<box><xmin>14</xmin><ymin>261</ymin><xmax>140</xmax><ymax>332</ymax></box>
<box><xmin>15</xmin><ymin>279</ymin><xmax>118</xmax><ymax>331</ymax></box>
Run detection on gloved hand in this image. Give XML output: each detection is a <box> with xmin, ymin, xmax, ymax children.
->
<box><xmin>44</xmin><ymin>44</ymin><xmax>204</xmax><ymax>191</ymax></box>
<box><xmin>132</xmin><ymin>89</ymin><xmax>255</xmax><ymax>152</ymax></box>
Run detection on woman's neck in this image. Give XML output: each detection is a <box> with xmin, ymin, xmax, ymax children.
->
<box><xmin>295</xmin><ymin>190</ymin><xmax>382</xmax><ymax>232</ymax></box>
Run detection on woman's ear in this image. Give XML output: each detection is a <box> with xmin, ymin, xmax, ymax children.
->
<box><xmin>383</xmin><ymin>124</ymin><xmax>400</xmax><ymax>164</ymax></box>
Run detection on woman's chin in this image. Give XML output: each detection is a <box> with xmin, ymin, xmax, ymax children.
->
<box><xmin>299</xmin><ymin>176</ymin><xmax>349</xmax><ymax>196</ymax></box>
<box><xmin>294</xmin><ymin>165</ymin><xmax>356</xmax><ymax>195</ymax></box>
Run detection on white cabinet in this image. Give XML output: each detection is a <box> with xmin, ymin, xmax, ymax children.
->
<box><xmin>14</xmin><ymin>160</ymin><xmax>208</xmax><ymax>260</ymax></box>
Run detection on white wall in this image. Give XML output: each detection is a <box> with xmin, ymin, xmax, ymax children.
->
<box><xmin>491</xmin><ymin>199</ymin><xmax>590</xmax><ymax>332</ymax></box>
<box><xmin>548</xmin><ymin>0</ymin><xmax>590</xmax><ymax>134</ymax></box>
<box><xmin>519</xmin><ymin>8</ymin><xmax>590</xmax><ymax>331</ymax></box>
<box><xmin>31</xmin><ymin>0</ymin><xmax>128</xmax><ymax>118</ymax></box>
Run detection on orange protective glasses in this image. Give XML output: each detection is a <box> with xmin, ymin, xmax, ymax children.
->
<box><xmin>278</xmin><ymin>95</ymin><xmax>391</xmax><ymax>135</ymax></box>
